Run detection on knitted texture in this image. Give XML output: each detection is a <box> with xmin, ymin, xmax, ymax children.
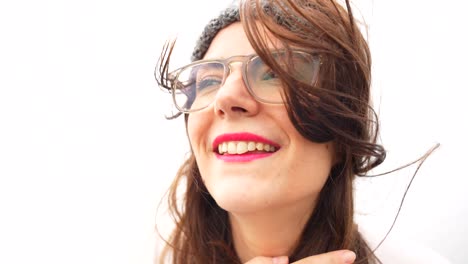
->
<box><xmin>190</xmin><ymin>2</ymin><xmax>302</xmax><ymax>62</ymax></box>
<box><xmin>191</xmin><ymin>7</ymin><xmax>240</xmax><ymax>62</ymax></box>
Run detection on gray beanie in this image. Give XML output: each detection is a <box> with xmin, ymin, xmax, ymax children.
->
<box><xmin>190</xmin><ymin>2</ymin><xmax>302</xmax><ymax>62</ymax></box>
<box><xmin>191</xmin><ymin>7</ymin><xmax>240</xmax><ymax>62</ymax></box>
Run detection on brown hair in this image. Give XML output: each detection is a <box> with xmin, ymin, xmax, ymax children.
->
<box><xmin>156</xmin><ymin>0</ymin><xmax>386</xmax><ymax>263</ymax></box>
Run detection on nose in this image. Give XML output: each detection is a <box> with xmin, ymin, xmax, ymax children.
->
<box><xmin>213</xmin><ymin>65</ymin><xmax>260</xmax><ymax>118</ymax></box>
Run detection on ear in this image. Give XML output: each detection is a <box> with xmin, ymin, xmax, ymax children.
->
<box><xmin>328</xmin><ymin>141</ymin><xmax>341</xmax><ymax>166</ymax></box>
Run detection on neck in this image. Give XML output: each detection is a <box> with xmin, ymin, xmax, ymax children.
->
<box><xmin>229</xmin><ymin>200</ymin><xmax>316</xmax><ymax>262</ymax></box>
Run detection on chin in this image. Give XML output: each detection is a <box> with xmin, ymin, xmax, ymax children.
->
<box><xmin>206</xmin><ymin>178</ymin><xmax>278</xmax><ymax>214</ymax></box>
<box><xmin>214</xmin><ymin>194</ymin><xmax>275</xmax><ymax>215</ymax></box>
<box><xmin>207</xmin><ymin>175</ymin><xmax>287</xmax><ymax>213</ymax></box>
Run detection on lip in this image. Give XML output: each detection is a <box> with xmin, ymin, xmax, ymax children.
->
<box><xmin>215</xmin><ymin>152</ymin><xmax>274</xmax><ymax>162</ymax></box>
<box><xmin>212</xmin><ymin>132</ymin><xmax>280</xmax><ymax>150</ymax></box>
<box><xmin>212</xmin><ymin>132</ymin><xmax>280</xmax><ymax>162</ymax></box>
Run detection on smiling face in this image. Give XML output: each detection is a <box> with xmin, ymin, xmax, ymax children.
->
<box><xmin>187</xmin><ymin>22</ymin><xmax>334</xmax><ymax>215</ymax></box>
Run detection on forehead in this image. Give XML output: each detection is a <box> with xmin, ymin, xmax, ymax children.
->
<box><xmin>202</xmin><ymin>22</ymin><xmax>282</xmax><ymax>60</ymax></box>
<box><xmin>203</xmin><ymin>22</ymin><xmax>253</xmax><ymax>60</ymax></box>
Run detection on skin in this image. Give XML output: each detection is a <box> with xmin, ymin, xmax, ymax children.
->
<box><xmin>245</xmin><ymin>250</ymin><xmax>357</xmax><ymax>264</ymax></box>
<box><xmin>187</xmin><ymin>23</ymin><xmax>340</xmax><ymax>263</ymax></box>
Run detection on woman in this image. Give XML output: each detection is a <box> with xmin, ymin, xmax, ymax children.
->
<box><xmin>156</xmin><ymin>0</ymin><xmax>386</xmax><ymax>263</ymax></box>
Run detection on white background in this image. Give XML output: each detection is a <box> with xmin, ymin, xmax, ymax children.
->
<box><xmin>0</xmin><ymin>0</ymin><xmax>467</xmax><ymax>263</ymax></box>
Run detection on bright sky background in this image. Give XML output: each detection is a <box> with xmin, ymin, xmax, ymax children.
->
<box><xmin>0</xmin><ymin>0</ymin><xmax>467</xmax><ymax>263</ymax></box>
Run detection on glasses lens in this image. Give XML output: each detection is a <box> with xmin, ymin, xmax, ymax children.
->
<box><xmin>246</xmin><ymin>51</ymin><xmax>319</xmax><ymax>103</ymax></box>
<box><xmin>173</xmin><ymin>62</ymin><xmax>225</xmax><ymax>111</ymax></box>
<box><xmin>171</xmin><ymin>51</ymin><xmax>319</xmax><ymax>112</ymax></box>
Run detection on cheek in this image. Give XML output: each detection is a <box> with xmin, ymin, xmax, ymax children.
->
<box><xmin>186</xmin><ymin>116</ymin><xmax>195</xmax><ymax>145</ymax></box>
<box><xmin>186</xmin><ymin>113</ymin><xmax>212</xmax><ymax>166</ymax></box>
<box><xmin>286</xmin><ymin>141</ymin><xmax>334</xmax><ymax>194</ymax></box>
<box><xmin>186</xmin><ymin>114</ymin><xmax>204</xmax><ymax>151</ymax></box>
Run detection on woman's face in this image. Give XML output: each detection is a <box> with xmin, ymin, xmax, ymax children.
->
<box><xmin>187</xmin><ymin>22</ymin><xmax>334</xmax><ymax>214</ymax></box>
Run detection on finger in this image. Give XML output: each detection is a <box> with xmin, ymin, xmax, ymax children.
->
<box><xmin>244</xmin><ymin>256</ymin><xmax>289</xmax><ymax>264</ymax></box>
<box><xmin>291</xmin><ymin>250</ymin><xmax>356</xmax><ymax>264</ymax></box>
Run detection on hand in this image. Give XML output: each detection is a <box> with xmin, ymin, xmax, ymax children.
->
<box><xmin>244</xmin><ymin>250</ymin><xmax>356</xmax><ymax>264</ymax></box>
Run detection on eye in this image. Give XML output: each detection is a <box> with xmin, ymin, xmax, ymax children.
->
<box><xmin>250</xmin><ymin>56</ymin><xmax>281</xmax><ymax>83</ymax></box>
<box><xmin>257</xmin><ymin>65</ymin><xmax>281</xmax><ymax>84</ymax></box>
<box><xmin>197</xmin><ymin>77</ymin><xmax>222</xmax><ymax>90</ymax></box>
<box><xmin>195</xmin><ymin>62</ymin><xmax>224</xmax><ymax>93</ymax></box>
<box><xmin>261</xmin><ymin>69</ymin><xmax>279</xmax><ymax>81</ymax></box>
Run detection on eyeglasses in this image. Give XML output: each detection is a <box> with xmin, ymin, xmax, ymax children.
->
<box><xmin>167</xmin><ymin>50</ymin><xmax>321</xmax><ymax>113</ymax></box>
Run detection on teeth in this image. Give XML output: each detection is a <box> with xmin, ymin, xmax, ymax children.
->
<box><xmin>217</xmin><ymin>141</ymin><xmax>277</xmax><ymax>155</ymax></box>
<box><xmin>237</xmin><ymin>142</ymin><xmax>248</xmax><ymax>154</ymax></box>
<box><xmin>256</xmin><ymin>143</ymin><xmax>263</xmax><ymax>151</ymax></box>
<box><xmin>247</xmin><ymin>142</ymin><xmax>256</xmax><ymax>151</ymax></box>
<box><xmin>228</xmin><ymin>142</ymin><xmax>236</xmax><ymax>154</ymax></box>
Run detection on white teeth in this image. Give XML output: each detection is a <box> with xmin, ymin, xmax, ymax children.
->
<box><xmin>237</xmin><ymin>142</ymin><xmax>248</xmax><ymax>154</ymax></box>
<box><xmin>256</xmin><ymin>143</ymin><xmax>263</xmax><ymax>151</ymax></box>
<box><xmin>227</xmin><ymin>142</ymin><xmax>236</xmax><ymax>154</ymax></box>
<box><xmin>247</xmin><ymin>142</ymin><xmax>256</xmax><ymax>151</ymax></box>
<box><xmin>217</xmin><ymin>141</ymin><xmax>277</xmax><ymax>154</ymax></box>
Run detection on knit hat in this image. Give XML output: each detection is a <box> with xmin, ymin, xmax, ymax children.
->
<box><xmin>190</xmin><ymin>2</ymin><xmax>302</xmax><ymax>62</ymax></box>
<box><xmin>190</xmin><ymin>6</ymin><xmax>240</xmax><ymax>62</ymax></box>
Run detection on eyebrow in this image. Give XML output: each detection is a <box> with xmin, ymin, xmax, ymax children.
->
<box><xmin>202</xmin><ymin>56</ymin><xmax>228</xmax><ymax>61</ymax></box>
<box><xmin>202</xmin><ymin>52</ymin><xmax>257</xmax><ymax>61</ymax></box>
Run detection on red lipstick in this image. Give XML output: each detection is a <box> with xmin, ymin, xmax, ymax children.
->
<box><xmin>212</xmin><ymin>132</ymin><xmax>280</xmax><ymax>162</ymax></box>
<box><xmin>212</xmin><ymin>132</ymin><xmax>279</xmax><ymax>150</ymax></box>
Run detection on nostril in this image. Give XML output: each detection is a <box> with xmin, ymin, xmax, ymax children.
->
<box><xmin>231</xmin><ymin>106</ymin><xmax>247</xmax><ymax>112</ymax></box>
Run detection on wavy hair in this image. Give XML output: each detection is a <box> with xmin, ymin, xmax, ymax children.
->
<box><xmin>156</xmin><ymin>0</ymin><xmax>388</xmax><ymax>263</ymax></box>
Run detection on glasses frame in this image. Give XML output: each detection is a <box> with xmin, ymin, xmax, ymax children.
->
<box><xmin>168</xmin><ymin>50</ymin><xmax>320</xmax><ymax>113</ymax></box>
